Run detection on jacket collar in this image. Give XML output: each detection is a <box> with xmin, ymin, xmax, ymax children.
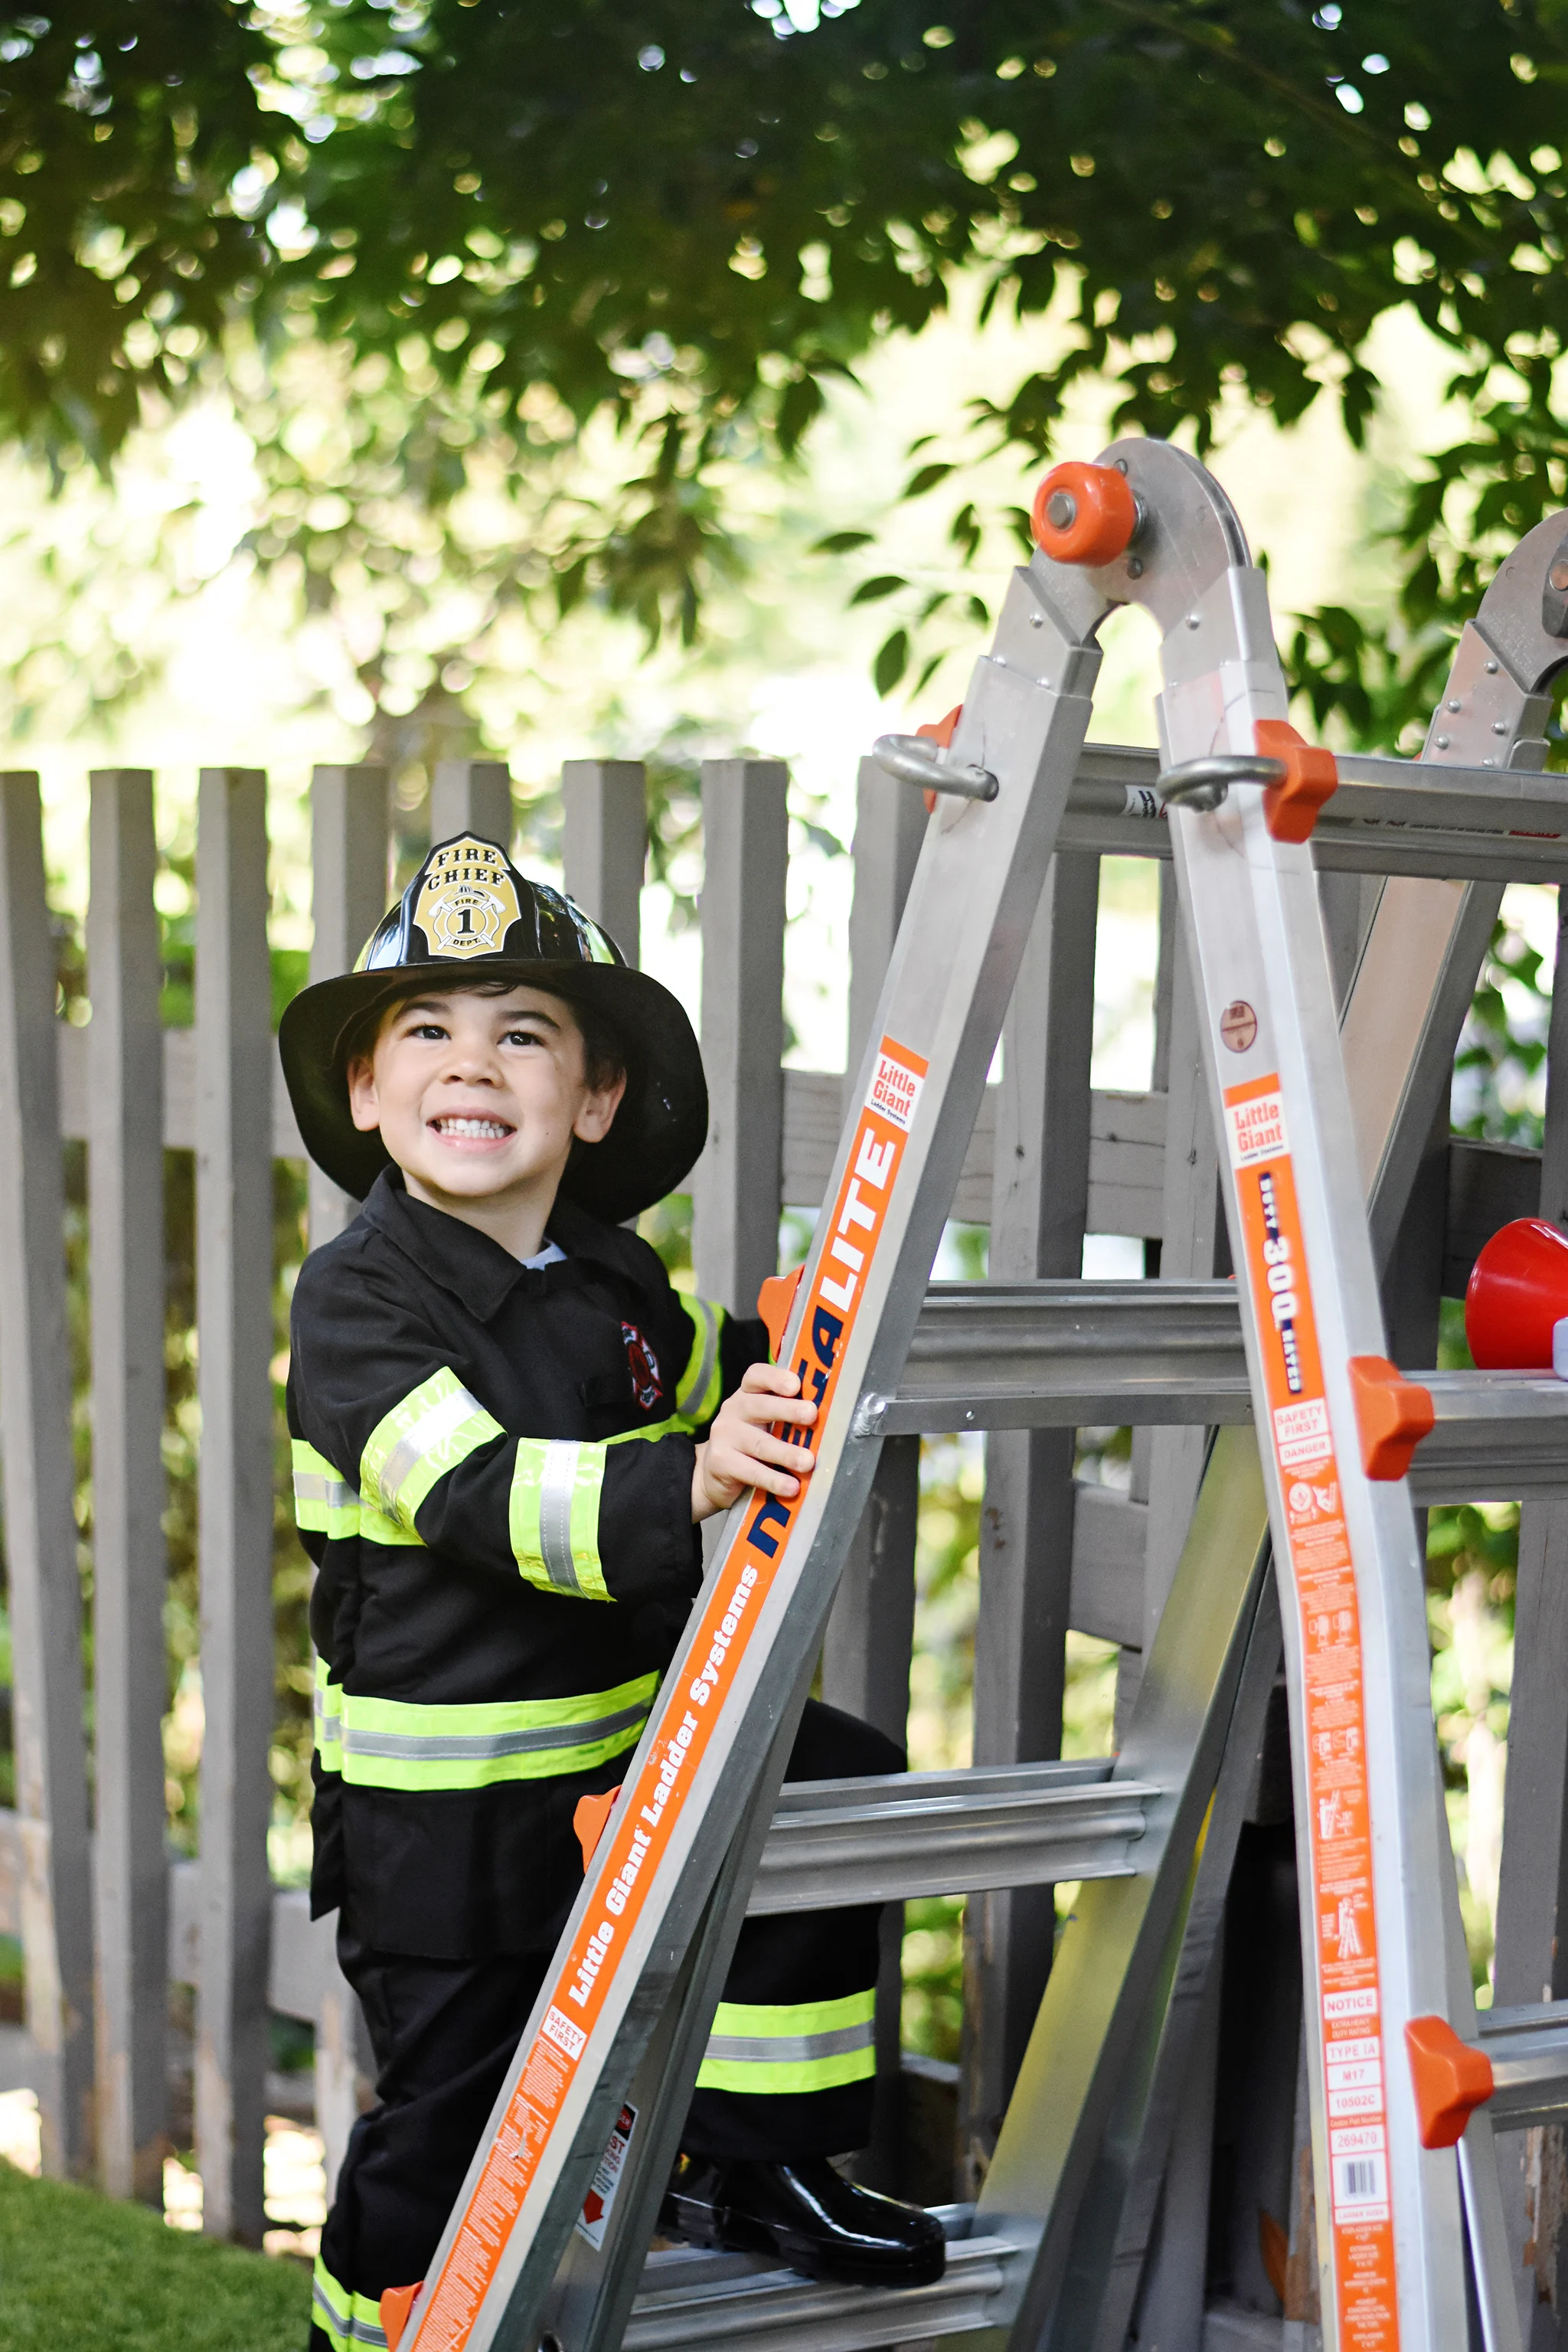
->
<box><xmin>359</xmin><ymin>1169</ymin><xmax>630</xmax><ymax>1323</ymax></box>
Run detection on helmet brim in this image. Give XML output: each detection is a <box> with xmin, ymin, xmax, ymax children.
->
<box><xmin>277</xmin><ymin>959</ymin><xmax>708</xmax><ymax>1227</ymax></box>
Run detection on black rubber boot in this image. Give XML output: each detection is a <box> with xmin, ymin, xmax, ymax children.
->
<box><xmin>660</xmin><ymin>2154</ymin><xmax>947</xmax><ymax>2288</ymax></box>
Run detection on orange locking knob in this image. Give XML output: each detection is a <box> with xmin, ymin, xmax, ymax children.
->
<box><xmin>757</xmin><ymin>1265</ymin><xmax>805</xmax><ymax>1363</ymax></box>
<box><xmin>1031</xmin><ymin>461</ymin><xmax>1139</xmax><ymax>567</ymax></box>
<box><xmin>381</xmin><ymin>2283</ymin><xmax>423</xmax><ymax>2349</ymax></box>
<box><xmin>573</xmin><ymin>1785</ymin><xmax>621</xmax><ymax>1868</ymax></box>
<box><xmin>1254</xmin><ymin>720</ymin><xmax>1338</xmax><ymax>844</ymax></box>
<box><xmin>1405</xmin><ymin>2014</ymin><xmax>1494</xmax><ymax>2148</ymax></box>
<box><xmin>915</xmin><ymin>704</ymin><xmax>963</xmax><ymax>812</ymax></box>
<box><xmin>1349</xmin><ymin>1355</ymin><xmax>1434</xmax><ymax>1481</ymax></box>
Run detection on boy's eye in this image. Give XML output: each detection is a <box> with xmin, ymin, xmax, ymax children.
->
<box><xmin>504</xmin><ymin>1028</ymin><xmax>543</xmax><ymax>1048</ymax></box>
<box><xmin>408</xmin><ymin>1022</ymin><xmax>448</xmax><ymax>1040</ymax></box>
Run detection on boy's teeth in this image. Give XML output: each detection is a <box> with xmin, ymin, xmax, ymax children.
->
<box><xmin>437</xmin><ymin>1116</ymin><xmax>511</xmax><ymax>1138</ymax></box>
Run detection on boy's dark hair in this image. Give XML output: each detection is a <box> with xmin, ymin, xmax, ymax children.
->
<box><xmin>336</xmin><ymin>975</ymin><xmax>628</xmax><ymax>1093</ymax></box>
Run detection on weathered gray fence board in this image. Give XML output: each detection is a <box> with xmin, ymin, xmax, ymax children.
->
<box><xmin>561</xmin><ymin>761</ymin><xmax>645</xmax><ymax>967</ymax></box>
<box><xmin>305</xmin><ymin>765</ymin><xmax>389</xmax><ymax>1247</ymax></box>
<box><xmin>87</xmin><ymin>770</ymin><xmax>169</xmax><ymax>2202</ymax></box>
<box><xmin>0</xmin><ymin>773</ymin><xmax>95</xmax><ymax>2177</ymax></box>
<box><xmin>962</xmin><ymin>853</ymin><xmax>1099</xmax><ymax>2192</ymax></box>
<box><xmin>194</xmin><ymin>770</ymin><xmax>275</xmax><ymax>2244</ymax></box>
<box><xmin>430</xmin><ymin>759</ymin><xmax>513</xmax><ymax>849</ymax></box>
<box><xmin>693</xmin><ymin>760</ymin><xmax>788</xmax><ymax>1315</ymax></box>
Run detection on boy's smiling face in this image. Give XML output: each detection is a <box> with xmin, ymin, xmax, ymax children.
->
<box><xmin>347</xmin><ymin>983</ymin><xmax>625</xmax><ymax>1246</ymax></box>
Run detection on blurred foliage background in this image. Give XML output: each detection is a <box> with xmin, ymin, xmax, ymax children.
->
<box><xmin>0</xmin><ymin>0</ymin><xmax>1564</xmax><ymax>2068</ymax></box>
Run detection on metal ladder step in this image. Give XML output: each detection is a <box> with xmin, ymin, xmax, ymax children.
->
<box><xmin>623</xmin><ymin>2208</ymin><xmax>1015</xmax><ymax>2350</ymax></box>
<box><xmin>871</xmin><ymin>1280</ymin><xmax>1568</xmax><ymax>1500</ymax></box>
<box><xmin>1480</xmin><ymin>1999</ymin><xmax>1568</xmax><ymax>2126</ymax></box>
<box><xmin>749</xmin><ymin>1758</ymin><xmax>1153</xmax><ymax>1913</ymax></box>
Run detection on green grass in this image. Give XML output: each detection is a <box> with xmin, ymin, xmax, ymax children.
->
<box><xmin>0</xmin><ymin>2162</ymin><xmax>310</xmax><ymax>2350</ymax></box>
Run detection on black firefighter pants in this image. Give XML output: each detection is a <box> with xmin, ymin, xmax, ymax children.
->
<box><xmin>309</xmin><ymin>1700</ymin><xmax>900</xmax><ymax>2346</ymax></box>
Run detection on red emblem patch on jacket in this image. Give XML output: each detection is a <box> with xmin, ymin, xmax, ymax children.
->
<box><xmin>622</xmin><ymin>1322</ymin><xmax>664</xmax><ymax>1412</ymax></box>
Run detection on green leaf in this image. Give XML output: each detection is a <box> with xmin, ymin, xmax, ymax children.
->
<box><xmin>810</xmin><ymin>530</ymin><xmax>876</xmax><ymax>554</ymax></box>
<box><xmin>874</xmin><ymin>628</ymin><xmax>911</xmax><ymax>697</ymax></box>
<box><xmin>850</xmin><ymin>574</ymin><xmax>908</xmax><ymax>605</ymax></box>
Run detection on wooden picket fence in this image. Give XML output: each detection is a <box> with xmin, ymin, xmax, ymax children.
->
<box><xmin>0</xmin><ymin>749</ymin><xmax>1533</xmax><ymax>2249</ymax></box>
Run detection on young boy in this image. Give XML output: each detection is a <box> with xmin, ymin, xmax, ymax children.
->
<box><xmin>279</xmin><ymin>835</ymin><xmax>944</xmax><ymax>2350</ymax></box>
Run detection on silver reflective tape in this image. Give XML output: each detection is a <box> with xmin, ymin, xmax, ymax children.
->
<box><xmin>678</xmin><ymin>1299</ymin><xmax>718</xmax><ymax>1416</ymax></box>
<box><xmin>377</xmin><ymin>1382</ymin><xmax>484</xmax><ymax>1511</ymax></box>
<box><xmin>293</xmin><ymin>1471</ymin><xmax>356</xmax><ymax>1511</ymax></box>
<box><xmin>341</xmin><ymin>1701</ymin><xmax>648</xmax><ymax>1763</ymax></box>
<box><xmin>702</xmin><ymin>2020</ymin><xmax>875</xmax><ymax>2065</ymax></box>
<box><xmin>538</xmin><ymin>1441</ymin><xmax>580</xmax><ymax>1591</ymax></box>
<box><xmin>312</xmin><ymin>2283</ymin><xmax>387</xmax><ymax>2349</ymax></box>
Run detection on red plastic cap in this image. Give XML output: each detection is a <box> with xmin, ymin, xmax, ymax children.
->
<box><xmin>1348</xmin><ymin>1355</ymin><xmax>1434</xmax><ymax>1481</ymax></box>
<box><xmin>1405</xmin><ymin>2014</ymin><xmax>1493</xmax><ymax>2148</ymax></box>
<box><xmin>1254</xmin><ymin>719</ymin><xmax>1338</xmax><ymax>844</ymax></box>
<box><xmin>1465</xmin><ymin>1217</ymin><xmax>1568</xmax><ymax>1368</ymax></box>
<box><xmin>1031</xmin><ymin>461</ymin><xmax>1138</xmax><ymax>567</ymax></box>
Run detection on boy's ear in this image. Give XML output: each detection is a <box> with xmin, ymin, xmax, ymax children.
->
<box><xmin>573</xmin><ymin>1069</ymin><xmax>627</xmax><ymax>1146</ymax></box>
<box><xmin>347</xmin><ymin>1055</ymin><xmax>382</xmax><ymax>1133</ymax></box>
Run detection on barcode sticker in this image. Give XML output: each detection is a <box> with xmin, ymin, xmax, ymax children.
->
<box><xmin>1336</xmin><ymin>2153</ymin><xmax>1388</xmax><ymax>2208</ymax></box>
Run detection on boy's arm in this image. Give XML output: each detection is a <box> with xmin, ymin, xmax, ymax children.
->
<box><xmin>292</xmin><ymin>1260</ymin><xmax>698</xmax><ymax>1609</ymax></box>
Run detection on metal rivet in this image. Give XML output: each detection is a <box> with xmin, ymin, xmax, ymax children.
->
<box><xmin>1551</xmin><ymin>558</ymin><xmax>1568</xmax><ymax>593</ymax></box>
<box><xmin>1127</xmin><ymin>556</ymin><xmax>1145</xmax><ymax>578</ymax></box>
<box><xmin>1483</xmin><ymin>757</ymin><xmax>1497</xmax><ymax>767</ymax></box>
<box><xmin>1047</xmin><ymin>489</ymin><xmax>1077</xmax><ymax>529</ymax></box>
<box><xmin>1486</xmin><ymin>659</ymin><xmax>1499</xmax><ymax>674</ymax></box>
<box><xmin>1029</xmin><ymin>612</ymin><xmax>1043</xmax><ymax>628</ymax></box>
<box><xmin>1493</xmin><ymin>720</ymin><xmax>1508</xmax><ymax>734</ymax></box>
<box><xmin>1186</xmin><ymin>613</ymin><xmax>1200</xmax><ymax>630</ymax></box>
<box><xmin>1447</xmin><ymin>698</ymin><xmax>1461</xmax><ymax>712</ymax></box>
<box><xmin>1113</xmin><ymin>456</ymin><xmax>1129</xmax><ymax>473</ymax></box>
<box><xmin>1435</xmin><ymin>734</ymin><xmax>1450</xmax><ymax>750</ymax></box>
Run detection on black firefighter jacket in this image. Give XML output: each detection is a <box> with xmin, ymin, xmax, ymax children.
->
<box><xmin>288</xmin><ymin>1168</ymin><xmax>766</xmax><ymax>1959</ymax></box>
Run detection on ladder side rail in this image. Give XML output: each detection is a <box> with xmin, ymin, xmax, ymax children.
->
<box><xmin>1012</xmin><ymin>537</ymin><xmax>1557</xmax><ymax>2352</ymax></box>
<box><xmin>400</xmin><ymin>554</ymin><xmax>1113</xmax><ymax>2350</ymax></box>
<box><xmin>87</xmin><ymin>769</ymin><xmax>169</xmax><ymax>2202</ymax></box>
<box><xmin>1134</xmin><ymin>451</ymin><xmax>1471</xmax><ymax>2352</ymax></box>
<box><xmin>961</xmin><ymin>849</ymin><xmax>1099</xmax><ymax>2190</ymax></box>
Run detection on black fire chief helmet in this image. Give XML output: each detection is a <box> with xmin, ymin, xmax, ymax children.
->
<box><xmin>278</xmin><ymin>832</ymin><xmax>707</xmax><ymax>1223</ymax></box>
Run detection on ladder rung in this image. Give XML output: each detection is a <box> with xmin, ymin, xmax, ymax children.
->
<box><xmin>749</xmin><ymin>1759</ymin><xmax>1152</xmax><ymax>1914</ymax></box>
<box><xmin>1061</xmin><ymin>743</ymin><xmax>1568</xmax><ymax>882</ymax></box>
<box><xmin>1479</xmin><ymin>2001</ymin><xmax>1568</xmax><ymax>2127</ymax></box>
<box><xmin>1406</xmin><ymin>1371</ymin><xmax>1568</xmax><ymax>1501</ymax></box>
<box><xmin>624</xmin><ymin>2213</ymin><xmax>1016</xmax><ymax>2349</ymax></box>
<box><xmin>868</xmin><ymin>1278</ymin><xmax>1250</xmax><ymax>1435</ymax></box>
<box><xmin>865</xmin><ymin>1285</ymin><xmax>1568</xmax><ymax>1501</ymax></box>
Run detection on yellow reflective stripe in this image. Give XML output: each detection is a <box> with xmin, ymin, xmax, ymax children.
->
<box><xmin>314</xmin><ymin>1655</ymin><xmax>345</xmax><ymax>1774</ymax></box>
<box><xmin>695</xmin><ymin>1988</ymin><xmax>877</xmax><ymax>2096</ymax></box>
<box><xmin>335</xmin><ymin>1672</ymin><xmax>658</xmax><ymax>1791</ymax></box>
<box><xmin>360</xmin><ymin>1502</ymin><xmax>425</xmax><ymax>1549</ymax></box>
<box><xmin>312</xmin><ymin>2255</ymin><xmax>387</xmax><ymax>2349</ymax></box>
<box><xmin>292</xmin><ymin>1441</ymin><xmax>359</xmax><ymax>1539</ymax></box>
<box><xmin>360</xmin><ymin>1366</ymin><xmax>504</xmax><ymax>1534</ymax></box>
<box><xmin>675</xmin><ymin>1295</ymin><xmax>725</xmax><ymax>1426</ymax></box>
<box><xmin>509</xmin><ymin>1439</ymin><xmax>609</xmax><ymax>1600</ymax></box>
